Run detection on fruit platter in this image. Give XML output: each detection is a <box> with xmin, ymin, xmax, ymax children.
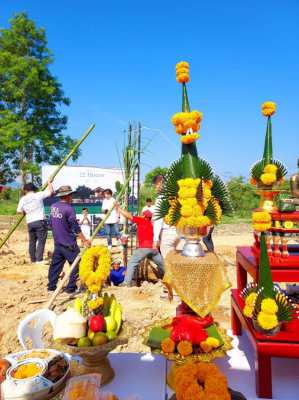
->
<box><xmin>53</xmin><ymin>292</ymin><xmax>130</xmax><ymax>385</ymax></box>
<box><xmin>0</xmin><ymin>349</ymin><xmax>70</xmax><ymax>400</ymax></box>
<box><xmin>52</xmin><ymin>245</ymin><xmax>130</xmax><ymax>384</ymax></box>
<box><xmin>145</xmin><ymin>311</ymin><xmax>232</xmax><ymax>363</ymax></box>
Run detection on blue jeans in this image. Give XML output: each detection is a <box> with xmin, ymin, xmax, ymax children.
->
<box><xmin>105</xmin><ymin>223</ymin><xmax>120</xmax><ymax>246</ymax></box>
<box><xmin>48</xmin><ymin>243</ymin><xmax>80</xmax><ymax>292</ymax></box>
<box><xmin>124</xmin><ymin>248</ymin><xmax>164</xmax><ymax>285</ymax></box>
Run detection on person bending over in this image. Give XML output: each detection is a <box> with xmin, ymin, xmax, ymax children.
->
<box><xmin>117</xmin><ymin>206</ymin><xmax>164</xmax><ymax>286</ymax></box>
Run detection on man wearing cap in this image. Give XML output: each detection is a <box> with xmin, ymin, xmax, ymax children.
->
<box><xmin>116</xmin><ymin>205</ymin><xmax>164</xmax><ymax>285</ymax></box>
<box><xmin>48</xmin><ymin>185</ymin><xmax>91</xmax><ymax>294</ymax></box>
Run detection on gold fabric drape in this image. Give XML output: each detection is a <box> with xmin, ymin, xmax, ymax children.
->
<box><xmin>163</xmin><ymin>251</ymin><xmax>230</xmax><ymax>317</ymax></box>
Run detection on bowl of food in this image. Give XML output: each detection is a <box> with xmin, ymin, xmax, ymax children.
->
<box><xmin>6</xmin><ymin>359</ymin><xmax>47</xmax><ymax>381</ymax></box>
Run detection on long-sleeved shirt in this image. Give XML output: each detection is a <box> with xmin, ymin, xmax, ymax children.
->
<box><xmin>50</xmin><ymin>201</ymin><xmax>81</xmax><ymax>247</ymax></box>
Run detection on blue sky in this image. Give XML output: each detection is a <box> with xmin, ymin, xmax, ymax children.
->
<box><xmin>1</xmin><ymin>1</ymin><xmax>298</xmax><ymax>180</ymax></box>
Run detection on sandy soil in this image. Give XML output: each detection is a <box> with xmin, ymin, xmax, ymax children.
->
<box><xmin>0</xmin><ymin>222</ymin><xmax>252</xmax><ymax>356</ymax></box>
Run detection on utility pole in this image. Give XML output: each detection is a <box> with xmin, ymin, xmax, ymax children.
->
<box><xmin>137</xmin><ymin>122</ymin><xmax>142</xmax><ymax>212</ymax></box>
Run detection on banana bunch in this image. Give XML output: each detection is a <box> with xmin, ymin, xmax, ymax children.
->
<box><xmin>103</xmin><ymin>293</ymin><xmax>122</xmax><ymax>341</ymax></box>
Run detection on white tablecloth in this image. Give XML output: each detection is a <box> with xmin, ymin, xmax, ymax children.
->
<box><xmin>106</xmin><ymin>353</ymin><xmax>166</xmax><ymax>400</ymax></box>
<box><xmin>166</xmin><ymin>330</ymin><xmax>299</xmax><ymax>400</ymax></box>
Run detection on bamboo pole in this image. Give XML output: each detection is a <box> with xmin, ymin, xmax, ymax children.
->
<box><xmin>46</xmin><ymin>159</ymin><xmax>139</xmax><ymax>310</ymax></box>
<box><xmin>0</xmin><ymin>124</ymin><xmax>96</xmax><ymax>251</ymax></box>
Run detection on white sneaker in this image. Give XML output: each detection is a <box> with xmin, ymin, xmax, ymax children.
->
<box><xmin>108</xmin><ymin>245</ymin><xmax>112</xmax><ymax>250</ymax></box>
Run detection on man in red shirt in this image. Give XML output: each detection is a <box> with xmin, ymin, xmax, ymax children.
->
<box><xmin>117</xmin><ymin>206</ymin><xmax>164</xmax><ymax>286</ymax></box>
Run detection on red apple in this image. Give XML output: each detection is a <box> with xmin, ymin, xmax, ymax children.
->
<box><xmin>89</xmin><ymin>315</ymin><xmax>105</xmax><ymax>333</ymax></box>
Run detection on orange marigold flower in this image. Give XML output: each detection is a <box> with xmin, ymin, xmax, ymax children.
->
<box><xmin>200</xmin><ymin>341</ymin><xmax>213</xmax><ymax>353</ymax></box>
<box><xmin>177</xmin><ymin>340</ymin><xmax>193</xmax><ymax>357</ymax></box>
<box><xmin>184</xmin><ymin>382</ymin><xmax>204</xmax><ymax>400</ymax></box>
<box><xmin>161</xmin><ymin>337</ymin><xmax>175</xmax><ymax>354</ymax></box>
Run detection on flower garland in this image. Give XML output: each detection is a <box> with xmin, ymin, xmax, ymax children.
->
<box><xmin>243</xmin><ymin>292</ymin><xmax>258</xmax><ymax>318</ymax></box>
<box><xmin>79</xmin><ymin>246</ymin><xmax>111</xmax><ymax>293</ymax></box>
<box><xmin>164</xmin><ymin>177</ymin><xmax>223</xmax><ymax>230</ymax></box>
<box><xmin>176</xmin><ymin>61</ymin><xmax>190</xmax><ymax>83</ymax></box>
<box><xmin>172</xmin><ymin>111</ymin><xmax>203</xmax><ymax>134</ymax></box>
<box><xmin>252</xmin><ymin>210</ymin><xmax>272</xmax><ymax>232</ymax></box>
<box><xmin>261</xmin><ymin>101</ymin><xmax>276</xmax><ymax>117</ymax></box>
<box><xmin>242</xmin><ymin>286</ymin><xmax>294</xmax><ymax>333</ymax></box>
<box><xmin>257</xmin><ymin>298</ymin><xmax>279</xmax><ymax>330</ymax></box>
<box><xmin>174</xmin><ymin>362</ymin><xmax>230</xmax><ymax>400</ymax></box>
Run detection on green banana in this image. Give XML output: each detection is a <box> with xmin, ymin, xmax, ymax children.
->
<box><xmin>74</xmin><ymin>298</ymin><xmax>83</xmax><ymax>314</ymax></box>
<box><xmin>114</xmin><ymin>304</ymin><xmax>122</xmax><ymax>334</ymax></box>
<box><xmin>102</xmin><ymin>293</ymin><xmax>111</xmax><ymax>316</ymax></box>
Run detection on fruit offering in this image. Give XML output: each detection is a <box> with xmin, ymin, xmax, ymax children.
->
<box><xmin>147</xmin><ymin>313</ymin><xmax>224</xmax><ymax>358</ymax></box>
<box><xmin>0</xmin><ymin>359</ymin><xmax>11</xmax><ymax>383</ymax></box>
<box><xmin>56</xmin><ymin>293</ymin><xmax>123</xmax><ymax>347</ymax></box>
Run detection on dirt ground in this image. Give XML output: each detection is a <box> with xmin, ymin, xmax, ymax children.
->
<box><xmin>0</xmin><ymin>221</ymin><xmax>252</xmax><ymax>357</ymax></box>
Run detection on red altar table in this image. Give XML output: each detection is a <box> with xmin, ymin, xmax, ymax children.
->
<box><xmin>233</xmin><ymin>246</ymin><xmax>299</xmax><ymax>398</ymax></box>
<box><xmin>236</xmin><ymin>246</ymin><xmax>299</xmax><ymax>291</ymax></box>
<box><xmin>231</xmin><ymin>290</ymin><xmax>299</xmax><ymax>398</ymax></box>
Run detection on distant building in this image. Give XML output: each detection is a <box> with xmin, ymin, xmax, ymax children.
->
<box><xmin>42</xmin><ymin>165</ymin><xmax>124</xmax><ymax>192</ymax></box>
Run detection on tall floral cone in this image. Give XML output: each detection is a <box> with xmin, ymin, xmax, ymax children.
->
<box><xmin>258</xmin><ymin>232</ymin><xmax>275</xmax><ymax>298</ymax></box>
<box><xmin>180</xmin><ymin>72</ymin><xmax>198</xmax><ymax>177</ymax></box>
<box><xmin>262</xmin><ymin>117</ymin><xmax>273</xmax><ymax>165</ymax></box>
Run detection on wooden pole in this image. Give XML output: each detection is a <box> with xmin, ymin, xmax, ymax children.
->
<box><xmin>46</xmin><ymin>159</ymin><xmax>138</xmax><ymax>310</ymax></box>
<box><xmin>0</xmin><ymin>124</ymin><xmax>96</xmax><ymax>251</ymax></box>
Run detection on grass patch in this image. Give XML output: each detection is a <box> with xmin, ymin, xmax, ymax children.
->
<box><xmin>0</xmin><ymin>189</ymin><xmax>20</xmax><ymax>215</ymax></box>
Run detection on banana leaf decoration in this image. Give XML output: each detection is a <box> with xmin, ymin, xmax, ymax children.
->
<box><xmin>156</xmin><ymin>62</ymin><xmax>233</xmax><ymax>225</ymax></box>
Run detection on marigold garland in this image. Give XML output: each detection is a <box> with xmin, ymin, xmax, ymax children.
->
<box><xmin>165</xmin><ymin>177</ymin><xmax>220</xmax><ymax>230</ymax></box>
<box><xmin>261</xmin><ymin>298</ymin><xmax>278</xmax><ymax>314</ymax></box>
<box><xmin>176</xmin><ymin>61</ymin><xmax>190</xmax><ymax>83</ymax></box>
<box><xmin>174</xmin><ymin>362</ymin><xmax>230</xmax><ymax>400</ymax></box>
<box><xmin>79</xmin><ymin>246</ymin><xmax>111</xmax><ymax>293</ymax></box>
<box><xmin>161</xmin><ymin>337</ymin><xmax>176</xmax><ymax>354</ymax></box>
<box><xmin>177</xmin><ymin>340</ymin><xmax>193</xmax><ymax>357</ymax></box>
<box><xmin>252</xmin><ymin>210</ymin><xmax>272</xmax><ymax>232</ymax></box>
<box><xmin>171</xmin><ymin>110</ymin><xmax>203</xmax><ymax>135</ymax></box>
<box><xmin>257</xmin><ymin>311</ymin><xmax>278</xmax><ymax>330</ymax></box>
<box><xmin>261</xmin><ymin>101</ymin><xmax>276</xmax><ymax>117</ymax></box>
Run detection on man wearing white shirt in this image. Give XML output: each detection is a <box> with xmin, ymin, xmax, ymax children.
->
<box><xmin>102</xmin><ymin>189</ymin><xmax>121</xmax><ymax>249</ymax></box>
<box><xmin>17</xmin><ymin>180</ymin><xmax>54</xmax><ymax>263</ymax></box>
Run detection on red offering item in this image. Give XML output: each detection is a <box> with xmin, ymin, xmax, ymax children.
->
<box><xmin>170</xmin><ymin>315</ymin><xmax>210</xmax><ymax>345</ymax></box>
<box><xmin>89</xmin><ymin>315</ymin><xmax>105</xmax><ymax>333</ymax></box>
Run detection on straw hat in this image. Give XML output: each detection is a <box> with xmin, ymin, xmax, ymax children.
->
<box><xmin>56</xmin><ymin>185</ymin><xmax>75</xmax><ymax>197</ymax></box>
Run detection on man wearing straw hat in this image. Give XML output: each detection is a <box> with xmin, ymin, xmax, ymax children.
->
<box><xmin>47</xmin><ymin>185</ymin><xmax>91</xmax><ymax>294</ymax></box>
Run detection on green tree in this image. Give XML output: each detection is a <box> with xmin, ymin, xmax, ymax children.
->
<box><xmin>144</xmin><ymin>166</ymin><xmax>168</xmax><ymax>187</ymax></box>
<box><xmin>226</xmin><ymin>176</ymin><xmax>259</xmax><ymax>217</ymax></box>
<box><xmin>0</xmin><ymin>13</ymin><xmax>79</xmax><ymax>185</ymax></box>
<box><xmin>75</xmin><ymin>185</ymin><xmax>93</xmax><ymax>200</ymax></box>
